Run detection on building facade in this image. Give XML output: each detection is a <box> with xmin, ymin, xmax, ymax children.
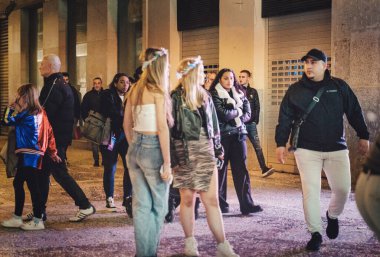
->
<box><xmin>1</xmin><ymin>0</ymin><xmax>379</xmax><ymax>183</ymax></box>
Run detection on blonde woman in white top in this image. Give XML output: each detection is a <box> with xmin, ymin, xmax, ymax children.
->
<box><xmin>124</xmin><ymin>47</ymin><xmax>173</xmax><ymax>257</ymax></box>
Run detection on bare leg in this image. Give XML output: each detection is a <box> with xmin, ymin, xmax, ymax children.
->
<box><xmin>199</xmin><ymin>168</ymin><xmax>226</xmax><ymax>244</ymax></box>
<box><xmin>179</xmin><ymin>188</ymin><xmax>196</xmax><ymax>238</ymax></box>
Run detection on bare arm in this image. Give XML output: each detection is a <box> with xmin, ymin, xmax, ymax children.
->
<box><xmin>155</xmin><ymin>93</ymin><xmax>172</xmax><ymax>181</ymax></box>
<box><xmin>123</xmin><ymin>98</ymin><xmax>133</xmax><ymax>144</ymax></box>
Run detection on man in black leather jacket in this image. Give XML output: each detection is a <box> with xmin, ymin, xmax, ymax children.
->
<box><xmin>81</xmin><ymin>77</ymin><xmax>103</xmax><ymax>166</ymax></box>
<box><xmin>39</xmin><ymin>54</ymin><xmax>95</xmax><ymax>222</ymax></box>
<box><xmin>239</xmin><ymin>70</ymin><xmax>275</xmax><ymax>178</ymax></box>
<box><xmin>275</xmin><ymin>49</ymin><xmax>369</xmax><ymax>251</ymax></box>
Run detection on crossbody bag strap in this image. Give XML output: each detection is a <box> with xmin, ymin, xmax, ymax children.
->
<box><xmin>41</xmin><ymin>78</ymin><xmax>57</xmax><ymax>107</ymax></box>
<box><xmin>300</xmin><ymin>86</ymin><xmax>327</xmax><ymax>122</ymax></box>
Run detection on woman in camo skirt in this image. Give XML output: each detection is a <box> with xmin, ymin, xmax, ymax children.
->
<box><xmin>170</xmin><ymin>56</ymin><xmax>239</xmax><ymax>257</ymax></box>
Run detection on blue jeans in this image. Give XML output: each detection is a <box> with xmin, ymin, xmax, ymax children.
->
<box><xmin>246</xmin><ymin>122</ymin><xmax>268</xmax><ymax>172</ymax></box>
<box><xmin>127</xmin><ymin>132</ymin><xmax>169</xmax><ymax>257</ymax></box>
<box><xmin>100</xmin><ymin>133</ymin><xmax>131</xmax><ymax>199</ymax></box>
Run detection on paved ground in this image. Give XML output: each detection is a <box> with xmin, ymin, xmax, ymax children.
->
<box><xmin>0</xmin><ymin>142</ymin><xmax>378</xmax><ymax>257</ymax></box>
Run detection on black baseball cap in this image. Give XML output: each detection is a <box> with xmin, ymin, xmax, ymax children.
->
<box><xmin>301</xmin><ymin>49</ymin><xmax>327</xmax><ymax>63</ymax></box>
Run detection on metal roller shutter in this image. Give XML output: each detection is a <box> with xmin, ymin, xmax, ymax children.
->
<box><xmin>266</xmin><ymin>9</ymin><xmax>331</xmax><ymax>173</ymax></box>
<box><xmin>181</xmin><ymin>26</ymin><xmax>219</xmax><ymax>72</ymax></box>
<box><xmin>0</xmin><ymin>19</ymin><xmax>9</xmax><ymax>135</ymax></box>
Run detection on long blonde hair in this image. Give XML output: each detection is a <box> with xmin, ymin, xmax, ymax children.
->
<box><xmin>129</xmin><ymin>47</ymin><xmax>174</xmax><ymax>127</ymax></box>
<box><xmin>176</xmin><ymin>56</ymin><xmax>208</xmax><ymax>110</ymax></box>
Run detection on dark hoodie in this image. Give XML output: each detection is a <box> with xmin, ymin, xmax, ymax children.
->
<box><xmin>275</xmin><ymin>70</ymin><xmax>369</xmax><ymax>152</ymax></box>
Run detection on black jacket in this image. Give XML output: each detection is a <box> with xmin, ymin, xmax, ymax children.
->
<box><xmin>39</xmin><ymin>73</ymin><xmax>74</xmax><ymax>146</ymax></box>
<box><xmin>210</xmin><ymin>87</ymin><xmax>251</xmax><ymax>137</ymax></box>
<box><xmin>241</xmin><ymin>84</ymin><xmax>260</xmax><ymax>124</ymax></box>
<box><xmin>69</xmin><ymin>84</ymin><xmax>81</xmax><ymax>120</ymax></box>
<box><xmin>81</xmin><ymin>88</ymin><xmax>103</xmax><ymax>120</ymax></box>
<box><xmin>275</xmin><ymin>70</ymin><xmax>369</xmax><ymax>152</ymax></box>
<box><xmin>170</xmin><ymin>87</ymin><xmax>224</xmax><ymax>165</ymax></box>
<box><xmin>100</xmin><ymin>86</ymin><xmax>124</xmax><ymax>138</ymax></box>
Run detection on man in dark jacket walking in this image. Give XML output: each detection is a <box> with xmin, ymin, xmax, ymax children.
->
<box><xmin>239</xmin><ymin>70</ymin><xmax>275</xmax><ymax>178</ymax></box>
<box><xmin>275</xmin><ymin>49</ymin><xmax>369</xmax><ymax>251</ymax></box>
<box><xmin>38</xmin><ymin>54</ymin><xmax>95</xmax><ymax>222</ymax></box>
<box><xmin>81</xmin><ymin>77</ymin><xmax>103</xmax><ymax>166</ymax></box>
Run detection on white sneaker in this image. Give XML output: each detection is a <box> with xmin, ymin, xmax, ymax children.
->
<box><xmin>184</xmin><ymin>236</ymin><xmax>199</xmax><ymax>256</ymax></box>
<box><xmin>106</xmin><ymin>197</ymin><xmax>117</xmax><ymax>211</ymax></box>
<box><xmin>23</xmin><ymin>212</ymin><xmax>34</xmax><ymax>222</ymax></box>
<box><xmin>20</xmin><ymin>218</ymin><xmax>45</xmax><ymax>231</ymax></box>
<box><xmin>69</xmin><ymin>205</ymin><xmax>96</xmax><ymax>222</ymax></box>
<box><xmin>216</xmin><ymin>241</ymin><xmax>239</xmax><ymax>257</ymax></box>
<box><xmin>1</xmin><ymin>215</ymin><xmax>23</xmax><ymax>228</ymax></box>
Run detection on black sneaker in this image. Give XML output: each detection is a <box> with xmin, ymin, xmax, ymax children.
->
<box><xmin>220</xmin><ymin>206</ymin><xmax>229</xmax><ymax>214</ymax></box>
<box><xmin>326</xmin><ymin>211</ymin><xmax>339</xmax><ymax>239</ymax></box>
<box><xmin>93</xmin><ymin>161</ymin><xmax>100</xmax><ymax>167</ymax></box>
<box><xmin>122</xmin><ymin>196</ymin><xmax>133</xmax><ymax>218</ymax></box>
<box><xmin>306</xmin><ymin>232</ymin><xmax>322</xmax><ymax>251</ymax></box>
<box><xmin>242</xmin><ymin>205</ymin><xmax>263</xmax><ymax>215</ymax></box>
<box><xmin>262</xmin><ymin>167</ymin><xmax>275</xmax><ymax>178</ymax></box>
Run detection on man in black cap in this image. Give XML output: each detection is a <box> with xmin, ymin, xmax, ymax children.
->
<box><xmin>275</xmin><ymin>48</ymin><xmax>369</xmax><ymax>251</ymax></box>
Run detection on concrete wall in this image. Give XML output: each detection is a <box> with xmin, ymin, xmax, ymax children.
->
<box><xmin>8</xmin><ymin>9</ymin><xmax>29</xmax><ymax>100</ymax></box>
<box><xmin>145</xmin><ymin>0</ymin><xmax>180</xmax><ymax>89</ymax></box>
<box><xmin>332</xmin><ymin>0</ymin><xmax>380</xmax><ymax>184</ymax></box>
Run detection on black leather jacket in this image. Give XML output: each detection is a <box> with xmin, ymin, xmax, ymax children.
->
<box><xmin>209</xmin><ymin>87</ymin><xmax>251</xmax><ymax>137</ymax></box>
<box><xmin>99</xmin><ymin>86</ymin><xmax>124</xmax><ymax>138</ymax></box>
<box><xmin>241</xmin><ymin>84</ymin><xmax>260</xmax><ymax>124</ymax></box>
<box><xmin>170</xmin><ymin>87</ymin><xmax>224</xmax><ymax>166</ymax></box>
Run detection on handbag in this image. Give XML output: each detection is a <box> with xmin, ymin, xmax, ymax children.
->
<box><xmin>81</xmin><ymin>110</ymin><xmax>111</xmax><ymax>145</ymax></box>
<box><xmin>0</xmin><ymin>129</ymin><xmax>18</xmax><ymax>178</ymax></box>
<box><xmin>288</xmin><ymin>86</ymin><xmax>326</xmax><ymax>152</ymax></box>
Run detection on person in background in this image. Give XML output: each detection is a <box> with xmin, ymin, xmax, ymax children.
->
<box><xmin>81</xmin><ymin>77</ymin><xmax>103</xmax><ymax>167</ymax></box>
<box><xmin>99</xmin><ymin>73</ymin><xmax>132</xmax><ymax>217</ymax></box>
<box><xmin>203</xmin><ymin>71</ymin><xmax>217</xmax><ymax>91</ymax></box>
<box><xmin>62</xmin><ymin>72</ymin><xmax>81</xmax><ymax>166</ymax></box>
<box><xmin>38</xmin><ymin>54</ymin><xmax>95</xmax><ymax>222</ymax></box>
<box><xmin>275</xmin><ymin>48</ymin><xmax>369</xmax><ymax>251</ymax></box>
<box><xmin>356</xmin><ymin>133</ymin><xmax>380</xmax><ymax>240</ymax></box>
<box><xmin>239</xmin><ymin>70</ymin><xmax>275</xmax><ymax>178</ymax></box>
<box><xmin>209</xmin><ymin>68</ymin><xmax>263</xmax><ymax>215</ymax></box>
<box><xmin>171</xmin><ymin>56</ymin><xmax>239</xmax><ymax>257</ymax></box>
<box><xmin>124</xmin><ymin>47</ymin><xmax>172</xmax><ymax>257</ymax></box>
<box><xmin>1</xmin><ymin>84</ymin><xmax>61</xmax><ymax>231</ymax></box>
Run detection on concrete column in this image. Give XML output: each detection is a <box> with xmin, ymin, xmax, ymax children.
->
<box><xmin>219</xmin><ymin>0</ymin><xmax>255</xmax><ymax>73</ymax></box>
<box><xmin>87</xmin><ymin>0</ymin><xmax>118</xmax><ymax>89</ymax></box>
<box><xmin>42</xmin><ymin>0</ymin><xmax>68</xmax><ymax>70</ymax></box>
<box><xmin>8</xmin><ymin>9</ymin><xmax>29</xmax><ymax>100</ymax></box>
<box><xmin>332</xmin><ymin>0</ymin><xmax>380</xmax><ymax>183</ymax></box>
<box><xmin>145</xmin><ymin>0</ymin><xmax>180</xmax><ymax>89</ymax></box>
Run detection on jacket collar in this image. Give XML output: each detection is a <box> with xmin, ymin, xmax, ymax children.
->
<box><xmin>301</xmin><ymin>69</ymin><xmax>331</xmax><ymax>89</ymax></box>
<box><xmin>44</xmin><ymin>73</ymin><xmax>63</xmax><ymax>85</ymax></box>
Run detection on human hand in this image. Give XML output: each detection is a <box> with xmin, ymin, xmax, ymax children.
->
<box><xmin>358</xmin><ymin>139</ymin><xmax>370</xmax><ymax>156</ymax></box>
<box><xmin>160</xmin><ymin>164</ymin><xmax>173</xmax><ymax>183</ymax></box>
<box><xmin>217</xmin><ymin>154</ymin><xmax>224</xmax><ymax>160</ymax></box>
<box><xmin>276</xmin><ymin>147</ymin><xmax>287</xmax><ymax>164</ymax></box>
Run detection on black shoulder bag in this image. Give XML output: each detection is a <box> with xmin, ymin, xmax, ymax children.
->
<box><xmin>288</xmin><ymin>86</ymin><xmax>327</xmax><ymax>152</ymax></box>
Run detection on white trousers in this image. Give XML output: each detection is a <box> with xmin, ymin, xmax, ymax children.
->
<box><xmin>294</xmin><ymin>148</ymin><xmax>351</xmax><ymax>233</ymax></box>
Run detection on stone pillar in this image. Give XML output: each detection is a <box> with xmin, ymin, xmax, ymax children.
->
<box><xmin>8</xmin><ymin>9</ymin><xmax>29</xmax><ymax>100</ymax></box>
<box><xmin>43</xmin><ymin>0</ymin><xmax>68</xmax><ymax>70</ymax></box>
<box><xmin>219</xmin><ymin>0</ymin><xmax>255</xmax><ymax>73</ymax></box>
<box><xmin>87</xmin><ymin>0</ymin><xmax>118</xmax><ymax>89</ymax></box>
<box><xmin>332</xmin><ymin>0</ymin><xmax>380</xmax><ymax>184</ymax></box>
<box><xmin>145</xmin><ymin>0</ymin><xmax>180</xmax><ymax>89</ymax></box>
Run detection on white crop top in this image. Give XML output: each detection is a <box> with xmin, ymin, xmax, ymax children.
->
<box><xmin>132</xmin><ymin>104</ymin><xmax>158</xmax><ymax>132</ymax></box>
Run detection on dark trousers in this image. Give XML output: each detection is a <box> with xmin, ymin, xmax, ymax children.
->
<box><xmin>40</xmin><ymin>145</ymin><xmax>90</xmax><ymax>210</ymax></box>
<box><xmin>13</xmin><ymin>165</ymin><xmax>44</xmax><ymax>219</ymax></box>
<box><xmin>100</xmin><ymin>134</ymin><xmax>132</xmax><ymax>199</ymax></box>
<box><xmin>218</xmin><ymin>133</ymin><xmax>255</xmax><ymax>213</ymax></box>
<box><xmin>246</xmin><ymin>122</ymin><xmax>268</xmax><ymax>172</ymax></box>
<box><xmin>91</xmin><ymin>142</ymin><xmax>100</xmax><ymax>163</ymax></box>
